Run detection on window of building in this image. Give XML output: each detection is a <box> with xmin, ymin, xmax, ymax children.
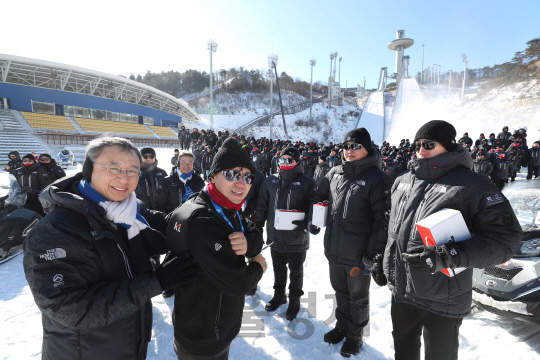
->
<box><xmin>32</xmin><ymin>101</ymin><xmax>55</xmax><ymax>114</ymax></box>
<box><xmin>143</xmin><ymin>116</ymin><xmax>154</xmax><ymax>125</ymax></box>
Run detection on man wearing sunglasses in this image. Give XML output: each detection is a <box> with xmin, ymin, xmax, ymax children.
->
<box><xmin>313</xmin><ymin>128</ymin><xmax>391</xmax><ymax>357</ymax></box>
<box><xmin>255</xmin><ymin>147</ymin><xmax>317</xmax><ymax>320</ymax></box>
<box><xmin>135</xmin><ymin>147</ymin><xmax>168</xmax><ymax>213</ymax></box>
<box><xmin>5</xmin><ymin>150</ymin><xmax>22</xmax><ymax>174</ymax></box>
<box><xmin>38</xmin><ymin>153</ymin><xmax>66</xmax><ymax>182</ymax></box>
<box><xmin>166</xmin><ymin>137</ymin><xmax>266</xmax><ymax>359</ymax></box>
<box><xmin>378</xmin><ymin>120</ymin><xmax>522</xmax><ymax>360</ymax></box>
<box><xmin>13</xmin><ymin>153</ymin><xmax>51</xmax><ymax>215</ymax></box>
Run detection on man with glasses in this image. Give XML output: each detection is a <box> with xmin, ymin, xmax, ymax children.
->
<box><xmin>166</xmin><ymin>137</ymin><xmax>267</xmax><ymax>360</ymax></box>
<box><xmin>164</xmin><ymin>150</ymin><xmax>205</xmax><ymax>213</ymax></box>
<box><xmin>255</xmin><ymin>147</ymin><xmax>317</xmax><ymax>320</ymax></box>
<box><xmin>312</xmin><ymin>128</ymin><xmax>391</xmax><ymax>357</ymax></box>
<box><xmin>23</xmin><ymin>135</ymin><xmax>197</xmax><ymax>360</ymax></box>
<box><xmin>136</xmin><ymin>147</ymin><xmax>168</xmax><ymax>213</ymax></box>
<box><xmin>375</xmin><ymin>120</ymin><xmax>522</xmax><ymax>360</ymax></box>
<box><xmin>38</xmin><ymin>153</ymin><xmax>66</xmax><ymax>182</ymax></box>
<box><xmin>5</xmin><ymin>150</ymin><xmax>22</xmax><ymax>174</ymax></box>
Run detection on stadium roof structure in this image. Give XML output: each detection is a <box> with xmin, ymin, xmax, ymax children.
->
<box><xmin>0</xmin><ymin>53</ymin><xmax>200</xmax><ymax>122</ymax></box>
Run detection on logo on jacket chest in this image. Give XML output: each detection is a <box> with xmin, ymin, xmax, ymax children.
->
<box><xmin>40</xmin><ymin>248</ymin><xmax>67</xmax><ymax>261</ymax></box>
<box><xmin>174</xmin><ymin>222</ymin><xmax>182</xmax><ymax>232</ymax></box>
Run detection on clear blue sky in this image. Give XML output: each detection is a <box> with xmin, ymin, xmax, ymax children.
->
<box><xmin>2</xmin><ymin>0</ymin><xmax>538</xmax><ymax>89</ymax></box>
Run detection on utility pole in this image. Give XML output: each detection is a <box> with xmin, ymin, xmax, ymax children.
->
<box><xmin>268</xmin><ymin>54</ymin><xmax>278</xmax><ymax>139</ymax></box>
<box><xmin>363</xmin><ymin>77</ymin><xmax>366</xmax><ymax>92</ymax></box>
<box><xmin>421</xmin><ymin>44</ymin><xmax>424</xmax><ymax>84</ymax></box>
<box><xmin>207</xmin><ymin>39</ymin><xmax>218</xmax><ymax>130</ymax></box>
<box><xmin>462</xmin><ymin>53</ymin><xmax>468</xmax><ymax>100</ymax></box>
<box><xmin>309</xmin><ymin>59</ymin><xmax>317</xmax><ymax>125</ymax></box>
<box><xmin>438</xmin><ymin>65</ymin><xmax>441</xmax><ymax>84</ymax></box>
<box><xmin>449</xmin><ymin>70</ymin><xmax>452</xmax><ymax>91</ymax></box>
<box><xmin>433</xmin><ymin>64</ymin><xmax>437</xmax><ymax>85</ymax></box>
<box><xmin>338</xmin><ymin>57</ymin><xmax>342</xmax><ymax>87</ymax></box>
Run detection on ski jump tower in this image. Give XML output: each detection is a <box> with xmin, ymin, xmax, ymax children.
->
<box><xmin>387</xmin><ymin>30</ymin><xmax>414</xmax><ymax>86</ymax></box>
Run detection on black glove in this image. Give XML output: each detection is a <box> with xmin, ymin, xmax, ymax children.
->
<box><xmin>154</xmin><ymin>251</ymin><xmax>199</xmax><ymax>291</ymax></box>
<box><xmin>308</xmin><ymin>221</ymin><xmax>320</xmax><ymax>235</ymax></box>
<box><xmin>371</xmin><ymin>254</ymin><xmax>387</xmax><ymax>286</ymax></box>
<box><xmin>292</xmin><ymin>219</ymin><xmax>308</xmax><ymax>233</ymax></box>
<box><xmin>403</xmin><ymin>244</ymin><xmax>460</xmax><ymax>274</ymax></box>
<box><xmin>359</xmin><ymin>256</ymin><xmax>374</xmax><ymax>275</ymax></box>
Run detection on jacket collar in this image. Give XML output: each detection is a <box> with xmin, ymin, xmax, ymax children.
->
<box><xmin>341</xmin><ymin>149</ymin><xmax>381</xmax><ymax>177</ymax></box>
<box><xmin>411</xmin><ymin>146</ymin><xmax>473</xmax><ymax>180</ymax></box>
<box><xmin>278</xmin><ymin>162</ymin><xmax>304</xmax><ymax>181</ymax></box>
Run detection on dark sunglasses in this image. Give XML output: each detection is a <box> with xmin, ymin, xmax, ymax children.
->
<box><xmin>40</xmin><ymin>157</ymin><xmax>51</xmax><ymax>161</ymax></box>
<box><xmin>221</xmin><ymin>170</ymin><xmax>255</xmax><ymax>184</ymax></box>
<box><xmin>414</xmin><ymin>140</ymin><xmax>440</xmax><ymax>151</ymax></box>
<box><xmin>143</xmin><ymin>155</ymin><xmax>155</xmax><ymax>159</ymax></box>
<box><xmin>278</xmin><ymin>158</ymin><xmax>294</xmax><ymax>164</ymax></box>
<box><xmin>343</xmin><ymin>143</ymin><xmax>363</xmax><ymax>151</ymax></box>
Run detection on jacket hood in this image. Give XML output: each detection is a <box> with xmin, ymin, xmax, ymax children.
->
<box><xmin>39</xmin><ymin>172</ymin><xmax>99</xmax><ymax>215</ymax></box>
<box><xmin>8</xmin><ymin>151</ymin><xmax>21</xmax><ymax>160</ymax></box>
<box><xmin>278</xmin><ymin>162</ymin><xmax>304</xmax><ymax>181</ymax></box>
<box><xmin>342</xmin><ymin>149</ymin><xmax>382</xmax><ymax>177</ymax></box>
<box><xmin>411</xmin><ymin>144</ymin><xmax>473</xmax><ymax>180</ymax></box>
<box><xmin>39</xmin><ymin>158</ymin><xmax>59</xmax><ymax>169</ymax></box>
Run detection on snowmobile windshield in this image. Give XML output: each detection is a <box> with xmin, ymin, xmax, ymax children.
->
<box><xmin>2</xmin><ymin>175</ymin><xmax>26</xmax><ymax>207</ymax></box>
<box><xmin>502</xmin><ymin>181</ymin><xmax>540</xmax><ymax>258</ymax></box>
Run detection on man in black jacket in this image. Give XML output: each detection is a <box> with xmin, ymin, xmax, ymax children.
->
<box><xmin>166</xmin><ymin>137</ymin><xmax>266</xmax><ymax>360</ymax></box>
<box><xmin>313</xmin><ymin>155</ymin><xmax>331</xmax><ymax>186</ymax></box>
<box><xmin>135</xmin><ymin>147</ymin><xmax>168</xmax><ymax>212</ymax></box>
<box><xmin>38</xmin><ymin>153</ymin><xmax>66</xmax><ymax>182</ymax></box>
<box><xmin>458</xmin><ymin>132</ymin><xmax>473</xmax><ymax>148</ymax></box>
<box><xmin>498</xmin><ymin>126</ymin><xmax>512</xmax><ymax>149</ymax></box>
<box><xmin>171</xmin><ymin>148</ymin><xmax>180</xmax><ymax>168</ymax></box>
<box><xmin>527</xmin><ymin>141</ymin><xmax>540</xmax><ymax>179</ymax></box>
<box><xmin>14</xmin><ymin>153</ymin><xmax>52</xmax><ymax>215</ymax></box>
<box><xmin>178</xmin><ymin>125</ymin><xmax>187</xmax><ymax>149</ymax></box>
<box><xmin>5</xmin><ymin>150</ymin><xmax>22</xmax><ymax>174</ymax></box>
<box><xmin>312</xmin><ymin>128</ymin><xmax>391</xmax><ymax>357</ymax></box>
<box><xmin>255</xmin><ymin>147</ymin><xmax>317</xmax><ymax>320</ymax></box>
<box><xmin>377</xmin><ymin>120</ymin><xmax>522</xmax><ymax>360</ymax></box>
<box><xmin>23</xmin><ymin>135</ymin><xmax>196</xmax><ymax>360</ymax></box>
<box><xmin>164</xmin><ymin>150</ymin><xmax>205</xmax><ymax>213</ymax></box>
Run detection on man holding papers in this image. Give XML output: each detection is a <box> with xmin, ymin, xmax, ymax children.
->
<box><xmin>255</xmin><ymin>147</ymin><xmax>317</xmax><ymax>320</ymax></box>
<box><xmin>379</xmin><ymin>120</ymin><xmax>522</xmax><ymax>360</ymax></box>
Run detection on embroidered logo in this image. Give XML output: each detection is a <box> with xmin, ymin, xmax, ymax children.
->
<box><xmin>215</xmin><ymin>243</ymin><xmax>222</xmax><ymax>251</ymax></box>
<box><xmin>356</xmin><ymin>180</ymin><xmax>365</xmax><ymax>186</ymax></box>
<box><xmin>53</xmin><ymin>274</ymin><xmax>64</xmax><ymax>287</ymax></box>
<box><xmin>484</xmin><ymin>193</ymin><xmax>505</xmax><ymax>207</ymax></box>
<box><xmin>397</xmin><ymin>183</ymin><xmax>411</xmax><ymax>192</ymax></box>
<box><xmin>40</xmin><ymin>248</ymin><xmax>66</xmax><ymax>261</ymax></box>
<box><xmin>91</xmin><ymin>230</ymin><xmax>98</xmax><ymax>236</ymax></box>
<box><xmin>426</xmin><ymin>258</ymin><xmax>434</xmax><ymax>268</ymax></box>
<box><xmin>293</xmin><ymin>182</ymin><xmax>300</xmax><ymax>185</ymax></box>
<box><xmin>174</xmin><ymin>222</ymin><xmax>182</xmax><ymax>233</ymax></box>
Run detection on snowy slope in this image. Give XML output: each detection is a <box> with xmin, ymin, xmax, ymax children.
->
<box><xmin>357</xmin><ymin>92</ymin><xmax>385</xmax><ymax>145</ymax></box>
<box><xmin>1</xmin><ymin>155</ymin><xmax>540</xmax><ymax>359</ymax></box>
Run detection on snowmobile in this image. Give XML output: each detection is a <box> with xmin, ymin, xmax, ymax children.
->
<box><xmin>0</xmin><ymin>175</ymin><xmax>41</xmax><ymax>263</ymax></box>
<box><xmin>57</xmin><ymin>148</ymin><xmax>74</xmax><ymax>169</ymax></box>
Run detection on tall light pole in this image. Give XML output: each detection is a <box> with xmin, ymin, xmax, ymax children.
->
<box><xmin>207</xmin><ymin>39</ymin><xmax>218</xmax><ymax>130</ymax></box>
<box><xmin>421</xmin><ymin>44</ymin><xmax>424</xmax><ymax>84</ymax></box>
<box><xmin>462</xmin><ymin>53</ymin><xmax>468</xmax><ymax>100</ymax></box>
<box><xmin>309</xmin><ymin>59</ymin><xmax>317</xmax><ymax>125</ymax></box>
<box><xmin>268</xmin><ymin>54</ymin><xmax>278</xmax><ymax>139</ymax></box>
<box><xmin>338</xmin><ymin>57</ymin><xmax>342</xmax><ymax>87</ymax></box>
<box><xmin>449</xmin><ymin>70</ymin><xmax>452</xmax><ymax>91</ymax></box>
<box><xmin>433</xmin><ymin>64</ymin><xmax>437</xmax><ymax>84</ymax></box>
<box><xmin>328</xmin><ymin>53</ymin><xmax>335</xmax><ymax>109</ymax></box>
<box><xmin>438</xmin><ymin>65</ymin><xmax>441</xmax><ymax>84</ymax></box>
<box><xmin>363</xmin><ymin>77</ymin><xmax>366</xmax><ymax>92</ymax></box>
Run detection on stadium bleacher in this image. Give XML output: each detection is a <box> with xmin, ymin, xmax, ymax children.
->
<box><xmin>74</xmin><ymin>117</ymin><xmax>154</xmax><ymax>136</ymax></box>
<box><xmin>20</xmin><ymin>112</ymin><xmax>76</xmax><ymax>131</ymax></box>
<box><xmin>148</xmin><ymin>125</ymin><xmax>178</xmax><ymax>138</ymax></box>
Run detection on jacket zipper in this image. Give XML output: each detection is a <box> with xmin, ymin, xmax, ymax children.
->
<box><xmin>342</xmin><ymin>190</ymin><xmax>351</xmax><ymax>219</ymax></box>
<box><xmin>274</xmin><ymin>189</ymin><xmax>280</xmax><ymax>211</ymax></box>
<box><xmin>116</xmin><ymin>244</ymin><xmax>133</xmax><ymax>278</ymax></box>
<box><xmin>287</xmin><ymin>190</ymin><xmax>291</xmax><ymax>210</ymax></box>
<box><xmin>214</xmin><ymin>291</ymin><xmax>222</xmax><ymax>340</ymax></box>
<box><xmin>410</xmin><ymin>200</ymin><xmax>425</xmax><ymax>239</ymax></box>
<box><xmin>392</xmin><ymin>194</ymin><xmax>408</xmax><ymax>233</ymax></box>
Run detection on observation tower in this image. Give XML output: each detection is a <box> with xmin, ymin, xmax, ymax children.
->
<box><xmin>387</xmin><ymin>30</ymin><xmax>414</xmax><ymax>85</ymax></box>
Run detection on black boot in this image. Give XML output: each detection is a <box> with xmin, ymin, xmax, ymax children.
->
<box><xmin>341</xmin><ymin>337</ymin><xmax>363</xmax><ymax>358</ymax></box>
<box><xmin>324</xmin><ymin>327</ymin><xmax>346</xmax><ymax>344</ymax></box>
<box><xmin>265</xmin><ymin>293</ymin><xmax>287</xmax><ymax>312</ymax></box>
<box><xmin>162</xmin><ymin>288</ymin><xmax>174</xmax><ymax>298</ymax></box>
<box><xmin>286</xmin><ymin>298</ymin><xmax>300</xmax><ymax>320</ymax></box>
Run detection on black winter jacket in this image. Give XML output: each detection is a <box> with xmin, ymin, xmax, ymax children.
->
<box><xmin>472</xmin><ymin>158</ymin><xmax>493</xmax><ymax>176</ymax></box>
<box><xmin>328</xmin><ymin>155</ymin><xmax>342</xmax><ymax>168</ymax></box>
<box><xmin>13</xmin><ymin>162</ymin><xmax>51</xmax><ymax>213</ymax></box>
<box><xmin>528</xmin><ymin>147</ymin><xmax>540</xmax><ymax>167</ymax></box>
<box><xmin>257</xmin><ymin>151</ymin><xmax>272</xmax><ymax>170</ymax></box>
<box><xmin>313</xmin><ymin>151</ymin><xmax>391</xmax><ymax>266</ymax></box>
<box><xmin>135</xmin><ymin>161</ymin><xmax>169</xmax><ymax>212</ymax></box>
<box><xmin>6</xmin><ymin>150</ymin><xmax>22</xmax><ymax>174</ymax></box>
<box><xmin>243</xmin><ymin>169</ymin><xmax>265</xmax><ymax>220</ymax></box>
<box><xmin>458</xmin><ymin>136</ymin><xmax>473</xmax><ymax>147</ymax></box>
<box><xmin>166</xmin><ymin>191</ymin><xmax>263</xmax><ymax>356</ymax></box>
<box><xmin>492</xmin><ymin>157</ymin><xmax>510</xmax><ymax>180</ymax></box>
<box><xmin>23</xmin><ymin>173</ymin><xmax>168</xmax><ymax>360</ymax></box>
<box><xmin>255</xmin><ymin>164</ymin><xmax>317</xmax><ymax>252</ymax></box>
<box><xmin>383</xmin><ymin>146</ymin><xmax>522</xmax><ymax>318</ymax></box>
<box><xmin>163</xmin><ymin>168</ymin><xmax>205</xmax><ymax>213</ymax></box>
<box><xmin>202</xmin><ymin>150</ymin><xmax>215</xmax><ymax>171</ymax></box>
<box><xmin>313</xmin><ymin>162</ymin><xmax>331</xmax><ymax>186</ymax></box>
<box><xmin>40</xmin><ymin>159</ymin><xmax>66</xmax><ymax>182</ymax></box>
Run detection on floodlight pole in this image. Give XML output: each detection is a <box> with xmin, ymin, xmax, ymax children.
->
<box><xmin>433</xmin><ymin>65</ymin><xmax>437</xmax><ymax>84</ymax></box>
<box><xmin>461</xmin><ymin>53</ymin><xmax>468</xmax><ymax>100</ymax></box>
<box><xmin>421</xmin><ymin>44</ymin><xmax>424</xmax><ymax>84</ymax></box>
<box><xmin>328</xmin><ymin>53</ymin><xmax>334</xmax><ymax>109</ymax></box>
<box><xmin>273</xmin><ymin>61</ymin><xmax>288</xmax><ymax>140</ymax></box>
<box><xmin>449</xmin><ymin>70</ymin><xmax>452</xmax><ymax>91</ymax></box>
<box><xmin>438</xmin><ymin>65</ymin><xmax>441</xmax><ymax>84</ymax></box>
<box><xmin>338</xmin><ymin>57</ymin><xmax>342</xmax><ymax>87</ymax></box>
<box><xmin>207</xmin><ymin>39</ymin><xmax>218</xmax><ymax>130</ymax></box>
<box><xmin>268</xmin><ymin>54</ymin><xmax>278</xmax><ymax>139</ymax></box>
<box><xmin>309</xmin><ymin>59</ymin><xmax>317</xmax><ymax>125</ymax></box>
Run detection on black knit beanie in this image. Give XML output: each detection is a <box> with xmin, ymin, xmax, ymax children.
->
<box><xmin>22</xmin><ymin>153</ymin><xmax>35</xmax><ymax>162</ymax></box>
<box><xmin>209</xmin><ymin>137</ymin><xmax>254</xmax><ymax>178</ymax></box>
<box><xmin>414</xmin><ymin>120</ymin><xmax>457</xmax><ymax>151</ymax></box>
<box><xmin>344</xmin><ymin>128</ymin><xmax>372</xmax><ymax>153</ymax></box>
<box><xmin>140</xmin><ymin>147</ymin><xmax>156</xmax><ymax>157</ymax></box>
<box><xmin>280</xmin><ymin>147</ymin><xmax>300</xmax><ymax>162</ymax></box>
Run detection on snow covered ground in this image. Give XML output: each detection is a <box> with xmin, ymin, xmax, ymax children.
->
<box><xmin>1</xmin><ymin>151</ymin><xmax>540</xmax><ymax>359</ymax></box>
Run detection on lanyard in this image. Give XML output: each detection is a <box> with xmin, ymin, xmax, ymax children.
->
<box><xmin>205</xmin><ymin>190</ymin><xmax>244</xmax><ymax>234</ymax></box>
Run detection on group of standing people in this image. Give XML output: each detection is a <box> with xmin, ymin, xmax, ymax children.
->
<box><xmin>18</xmin><ymin>118</ymin><xmax>528</xmax><ymax>360</ymax></box>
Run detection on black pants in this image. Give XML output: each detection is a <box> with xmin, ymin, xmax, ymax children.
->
<box><xmin>270</xmin><ymin>248</ymin><xmax>306</xmax><ymax>299</ymax></box>
<box><xmin>329</xmin><ymin>264</ymin><xmax>371</xmax><ymax>339</ymax></box>
<box><xmin>527</xmin><ymin>165</ymin><xmax>540</xmax><ymax>179</ymax></box>
<box><xmin>175</xmin><ymin>342</ymin><xmax>230</xmax><ymax>360</ymax></box>
<box><xmin>391</xmin><ymin>297</ymin><xmax>462</xmax><ymax>360</ymax></box>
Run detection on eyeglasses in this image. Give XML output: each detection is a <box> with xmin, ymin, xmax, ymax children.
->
<box><xmin>94</xmin><ymin>162</ymin><xmax>141</xmax><ymax>177</ymax></box>
<box><xmin>221</xmin><ymin>170</ymin><xmax>255</xmax><ymax>184</ymax></box>
<box><xmin>279</xmin><ymin>158</ymin><xmax>294</xmax><ymax>164</ymax></box>
<box><xmin>143</xmin><ymin>155</ymin><xmax>155</xmax><ymax>159</ymax></box>
<box><xmin>343</xmin><ymin>143</ymin><xmax>363</xmax><ymax>151</ymax></box>
<box><xmin>9</xmin><ymin>156</ymin><xmax>16</xmax><ymax>159</ymax></box>
<box><xmin>414</xmin><ymin>140</ymin><xmax>440</xmax><ymax>151</ymax></box>
<box><xmin>39</xmin><ymin>157</ymin><xmax>51</xmax><ymax>161</ymax></box>
<box><xmin>180</xmin><ymin>160</ymin><xmax>194</xmax><ymax>166</ymax></box>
